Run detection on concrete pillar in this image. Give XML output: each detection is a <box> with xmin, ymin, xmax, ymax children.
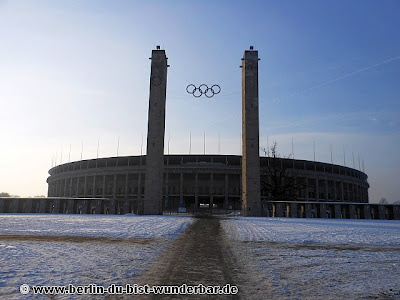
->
<box><xmin>195</xmin><ymin>172</ymin><xmax>199</xmax><ymax>208</ymax></box>
<box><xmin>364</xmin><ymin>205</ymin><xmax>371</xmax><ymax>219</ymax></box>
<box><xmin>334</xmin><ymin>204</ymin><xmax>342</xmax><ymax>219</ymax></box>
<box><xmin>124</xmin><ymin>200</ymin><xmax>130</xmax><ymax>214</ymax></box>
<box><xmin>320</xmin><ymin>203</ymin><xmax>327</xmax><ymax>218</ymax></box>
<box><xmin>165</xmin><ymin>157</ymin><xmax>169</xmax><ymax>204</ymax></box>
<box><xmin>144</xmin><ymin>47</ymin><xmax>168</xmax><ymax>215</ymax></box>
<box><xmin>239</xmin><ymin>173</ymin><xmax>242</xmax><ymax>208</ymax></box>
<box><xmin>315</xmin><ymin>177</ymin><xmax>319</xmax><ymax>200</ymax></box>
<box><xmin>275</xmin><ymin>203</ymin><xmax>283</xmax><ymax>217</ymax></box>
<box><xmin>53</xmin><ymin>199</ymin><xmax>60</xmax><ymax>213</ymax></box>
<box><xmin>102</xmin><ymin>175</ymin><xmax>106</xmax><ymax>198</ymax></box>
<box><xmin>354</xmin><ymin>184</ymin><xmax>357</xmax><ymax>202</ymax></box>
<box><xmin>305</xmin><ymin>177</ymin><xmax>309</xmax><ymax>201</ymax></box>
<box><xmin>10</xmin><ymin>198</ymin><xmax>19</xmax><ymax>213</ymax></box>
<box><xmin>109</xmin><ymin>199</ymin><xmax>116</xmax><ymax>214</ymax></box>
<box><xmin>354</xmin><ymin>185</ymin><xmax>359</xmax><ymax>202</ymax></box>
<box><xmin>59</xmin><ymin>180</ymin><xmax>63</xmax><ymax>197</ymax></box>
<box><xmin>349</xmin><ymin>204</ymin><xmax>357</xmax><ymax>219</ymax></box>
<box><xmin>305</xmin><ymin>204</ymin><xmax>312</xmax><ymax>218</ymax></box>
<box><xmin>125</xmin><ymin>174</ymin><xmax>129</xmax><ymax>199</ymax></box>
<box><xmin>224</xmin><ymin>173</ymin><xmax>229</xmax><ymax>209</ymax></box>
<box><xmin>25</xmin><ymin>199</ymin><xmax>32</xmax><ymax>213</ymax></box>
<box><xmin>210</xmin><ymin>173</ymin><xmax>214</xmax><ymax>210</ymax></box>
<box><xmin>69</xmin><ymin>178</ymin><xmax>73</xmax><ymax>197</ymax></box>
<box><xmin>378</xmin><ymin>205</ymin><xmax>386</xmax><ymax>220</ymax></box>
<box><xmin>80</xmin><ymin>200</ymin><xmax>87</xmax><ymax>214</ymax></box>
<box><xmin>95</xmin><ymin>199</ymin><xmax>102</xmax><ymax>214</ymax></box>
<box><xmin>56</xmin><ymin>181</ymin><xmax>60</xmax><ymax>197</ymax></box>
<box><xmin>53</xmin><ymin>181</ymin><xmax>57</xmax><ymax>197</ymax></box>
<box><xmin>138</xmin><ymin>173</ymin><xmax>142</xmax><ymax>214</ymax></box>
<box><xmin>290</xmin><ymin>203</ymin><xmax>298</xmax><ymax>218</ymax></box>
<box><xmin>67</xmin><ymin>199</ymin><xmax>74</xmax><ymax>214</ymax></box>
<box><xmin>325</xmin><ymin>179</ymin><xmax>328</xmax><ymax>200</ymax></box>
<box><xmin>83</xmin><ymin>176</ymin><xmax>87</xmax><ymax>197</ymax></box>
<box><xmin>76</xmin><ymin>177</ymin><xmax>80</xmax><ymax>197</ymax></box>
<box><xmin>0</xmin><ymin>199</ymin><xmax>4</xmax><ymax>213</ymax></box>
<box><xmin>179</xmin><ymin>172</ymin><xmax>184</xmax><ymax>206</ymax></box>
<box><xmin>241</xmin><ymin>46</ymin><xmax>261</xmax><ymax>216</ymax></box>
<box><xmin>39</xmin><ymin>199</ymin><xmax>47</xmax><ymax>213</ymax></box>
<box><xmin>113</xmin><ymin>174</ymin><xmax>117</xmax><ymax>199</ymax></box>
<box><xmin>87</xmin><ymin>199</ymin><xmax>93</xmax><ymax>214</ymax></box>
<box><xmin>333</xmin><ymin>181</ymin><xmax>337</xmax><ymax>201</ymax></box>
<box><xmin>91</xmin><ymin>176</ymin><xmax>95</xmax><ymax>197</ymax></box>
<box><xmin>63</xmin><ymin>179</ymin><xmax>67</xmax><ymax>197</ymax></box>
<box><xmin>340</xmin><ymin>182</ymin><xmax>344</xmax><ymax>201</ymax></box>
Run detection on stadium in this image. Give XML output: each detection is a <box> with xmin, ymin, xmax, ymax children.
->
<box><xmin>45</xmin><ymin>154</ymin><xmax>369</xmax><ymax>214</ymax></box>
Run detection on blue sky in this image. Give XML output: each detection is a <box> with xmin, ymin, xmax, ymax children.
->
<box><xmin>0</xmin><ymin>0</ymin><xmax>399</xmax><ymax>202</ymax></box>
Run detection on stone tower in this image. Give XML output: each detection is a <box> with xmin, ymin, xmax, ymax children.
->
<box><xmin>144</xmin><ymin>46</ymin><xmax>168</xmax><ymax>215</ymax></box>
<box><xmin>241</xmin><ymin>46</ymin><xmax>262</xmax><ymax>217</ymax></box>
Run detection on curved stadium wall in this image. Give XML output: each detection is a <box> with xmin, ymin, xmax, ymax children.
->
<box><xmin>47</xmin><ymin>154</ymin><xmax>369</xmax><ymax>214</ymax></box>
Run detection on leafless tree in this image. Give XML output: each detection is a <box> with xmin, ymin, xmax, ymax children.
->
<box><xmin>260</xmin><ymin>142</ymin><xmax>310</xmax><ymax>201</ymax></box>
<box><xmin>379</xmin><ymin>197</ymin><xmax>388</xmax><ymax>204</ymax></box>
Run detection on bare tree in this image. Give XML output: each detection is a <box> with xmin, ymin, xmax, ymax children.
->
<box><xmin>260</xmin><ymin>142</ymin><xmax>310</xmax><ymax>201</ymax></box>
<box><xmin>379</xmin><ymin>197</ymin><xmax>388</xmax><ymax>204</ymax></box>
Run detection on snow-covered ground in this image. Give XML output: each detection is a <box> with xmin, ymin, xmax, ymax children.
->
<box><xmin>1</xmin><ymin>215</ymin><xmax>399</xmax><ymax>299</ymax></box>
<box><xmin>222</xmin><ymin>217</ymin><xmax>400</xmax><ymax>246</ymax></box>
<box><xmin>0</xmin><ymin>214</ymin><xmax>192</xmax><ymax>239</ymax></box>
<box><xmin>0</xmin><ymin>214</ymin><xmax>192</xmax><ymax>299</ymax></box>
<box><xmin>222</xmin><ymin>218</ymin><xmax>400</xmax><ymax>299</ymax></box>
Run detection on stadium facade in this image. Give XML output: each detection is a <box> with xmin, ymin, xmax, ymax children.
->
<box><xmin>45</xmin><ymin>154</ymin><xmax>369</xmax><ymax>212</ymax></box>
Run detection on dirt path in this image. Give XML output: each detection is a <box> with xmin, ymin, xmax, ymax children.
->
<box><xmin>137</xmin><ymin>217</ymin><xmax>249</xmax><ymax>299</ymax></box>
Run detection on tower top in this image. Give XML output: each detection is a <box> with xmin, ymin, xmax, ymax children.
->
<box><xmin>156</xmin><ymin>45</ymin><xmax>160</xmax><ymax>50</ymax></box>
<box><xmin>250</xmin><ymin>46</ymin><xmax>254</xmax><ymax>50</ymax></box>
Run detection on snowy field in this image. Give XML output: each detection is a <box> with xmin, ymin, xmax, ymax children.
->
<box><xmin>222</xmin><ymin>217</ymin><xmax>400</xmax><ymax>246</ymax></box>
<box><xmin>0</xmin><ymin>214</ymin><xmax>192</xmax><ymax>239</ymax></box>
<box><xmin>1</xmin><ymin>215</ymin><xmax>399</xmax><ymax>299</ymax></box>
<box><xmin>0</xmin><ymin>214</ymin><xmax>193</xmax><ymax>299</ymax></box>
<box><xmin>222</xmin><ymin>218</ymin><xmax>400</xmax><ymax>299</ymax></box>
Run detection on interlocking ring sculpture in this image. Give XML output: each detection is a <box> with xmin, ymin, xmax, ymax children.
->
<box><xmin>186</xmin><ymin>84</ymin><xmax>221</xmax><ymax>98</ymax></box>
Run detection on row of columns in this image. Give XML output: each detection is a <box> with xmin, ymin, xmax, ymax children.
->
<box><xmin>1</xmin><ymin>198</ymin><xmax>399</xmax><ymax>219</ymax></box>
<box><xmin>0</xmin><ymin>198</ymin><xmax>116</xmax><ymax>214</ymax></box>
<box><xmin>49</xmin><ymin>171</ymin><xmax>241</xmax><ymax>208</ymax></box>
<box><xmin>49</xmin><ymin>173</ymin><xmax>368</xmax><ymax>203</ymax></box>
<box><xmin>295</xmin><ymin>176</ymin><xmax>366</xmax><ymax>202</ymax></box>
<box><xmin>266</xmin><ymin>202</ymin><xmax>400</xmax><ymax>220</ymax></box>
<box><xmin>50</xmin><ymin>173</ymin><xmax>144</xmax><ymax>200</ymax></box>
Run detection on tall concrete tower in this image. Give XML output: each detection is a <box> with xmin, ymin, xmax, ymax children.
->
<box><xmin>241</xmin><ymin>46</ymin><xmax>262</xmax><ymax>217</ymax></box>
<box><xmin>144</xmin><ymin>46</ymin><xmax>168</xmax><ymax>215</ymax></box>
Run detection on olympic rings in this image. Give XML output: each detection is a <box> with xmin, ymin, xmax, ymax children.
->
<box><xmin>186</xmin><ymin>84</ymin><xmax>221</xmax><ymax>98</ymax></box>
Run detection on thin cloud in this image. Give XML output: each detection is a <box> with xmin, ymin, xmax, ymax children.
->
<box><xmin>271</xmin><ymin>55</ymin><xmax>400</xmax><ymax>103</ymax></box>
